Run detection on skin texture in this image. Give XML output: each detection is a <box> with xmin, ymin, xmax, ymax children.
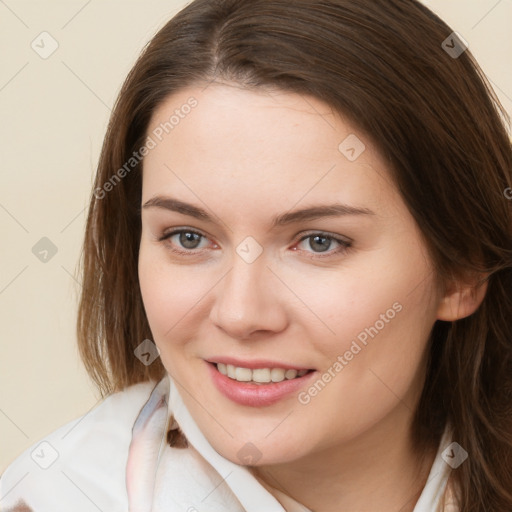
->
<box><xmin>138</xmin><ymin>82</ymin><xmax>486</xmax><ymax>512</ymax></box>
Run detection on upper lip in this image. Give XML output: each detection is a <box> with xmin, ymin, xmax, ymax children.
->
<box><xmin>206</xmin><ymin>357</ymin><xmax>314</xmax><ymax>371</ymax></box>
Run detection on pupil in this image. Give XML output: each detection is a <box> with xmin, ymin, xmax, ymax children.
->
<box><xmin>180</xmin><ymin>232</ymin><xmax>200</xmax><ymax>249</ymax></box>
<box><xmin>311</xmin><ymin>235</ymin><xmax>330</xmax><ymax>252</ymax></box>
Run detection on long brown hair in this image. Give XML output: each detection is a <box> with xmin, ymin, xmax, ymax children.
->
<box><xmin>77</xmin><ymin>0</ymin><xmax>512</xmax><ymax>509</ymax></box>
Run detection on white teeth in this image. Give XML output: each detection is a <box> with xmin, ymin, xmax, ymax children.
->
<box><xmin>270</xmin><ymin>368</ymin><xmax>285</xmax><ymax>382</ymax></box>
<box><xmin>227</xmin><ymin>364</ymin><xmax>236</xmax><ymax>379</ymax></box>
<box><xmin>252</xmin><ymin>368</ymin><xmax>271</xmax><ymax>383</ymax></box>
<box><xmin>216</xmin><ymin>363</ymin><xmax>309</xmax><ymax>383</ymax></box>
<box><xmin>235</xmin><ymin>367</ymin><xmax>252</xmax><ymax>382</ymax></box>
<box><xmin>285</xmin><ymin>369</ymin><xmax>298</xmax><ymax>380</ymax></box>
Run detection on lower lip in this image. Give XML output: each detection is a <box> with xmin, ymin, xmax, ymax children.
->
<box><xmin>206</xmin><ymin>362</ymin><xmax>317</xmax><ymax>407</ymax></box>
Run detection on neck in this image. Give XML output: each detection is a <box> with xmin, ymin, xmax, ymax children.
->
<box><xmin>251</xmin><ymin>406</ymin><xmax>438</xmax><ymax>512</ymax></box>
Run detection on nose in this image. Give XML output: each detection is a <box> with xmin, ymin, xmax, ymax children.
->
<box><xmin>208</xmin><ymin>252</ymin><xmax>288</xmax><ymax>340</ymax></box>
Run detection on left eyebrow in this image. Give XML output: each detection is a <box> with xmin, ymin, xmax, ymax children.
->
<box><xmin>271</xmin><ymin>203</ymin><xmax>375</xmax><ymax>228</ymax></box>
<box><xmin>141</xmin><ymin>196</ymin><xmax>375</xmax><ymax>228</ymax></box>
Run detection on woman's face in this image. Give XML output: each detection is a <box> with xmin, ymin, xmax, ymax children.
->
<box><xmin>138</xmin><ymin>83</ymin><xmax>444</xmax><ymax>466</ymax></box>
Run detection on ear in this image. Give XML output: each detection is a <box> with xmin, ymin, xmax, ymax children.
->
<box><xmin>436</xmin><ymin>273</ymin><xmax>489</xmax><ymax>321</ymax></box>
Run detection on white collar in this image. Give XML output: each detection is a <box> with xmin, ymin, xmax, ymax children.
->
<box><xmin>126</xmin><ymin>375</ymin><xmax>454</xmax><ymax>512</ymax></box>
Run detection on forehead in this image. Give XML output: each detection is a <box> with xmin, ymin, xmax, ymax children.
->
<box><xmin>141</xmin><ymin>83</ymin><xmax>400</xmax><ymax>219</ymax></box>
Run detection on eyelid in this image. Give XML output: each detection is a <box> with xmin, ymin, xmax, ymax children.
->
<box><xmin>158</xmin><ymin>227</ymin><xmax>207</xmax><ymax>242</ymax></box>
<box><xmin>158</xmin><ymin>227</ymin><xmax>216</xmax><ymax>252</ymax></box>
<box><xmin>293</xmin><ymin>231</ymin><xmax>352</xmax><ymax>258</ymax></box>
<box><xmin>158</xmin><ymin>227</ymin><xmax>352</xmax><ymax>244</ymax></box>
<box><xmin>159</xmin><ymin>227</ymin><xmax>352</xmax><ymax>258</ymax></box>
<box><xmin>294</xmin><ymin>230</ymin><xmax>352</xmax><ymax>245</ymax></box>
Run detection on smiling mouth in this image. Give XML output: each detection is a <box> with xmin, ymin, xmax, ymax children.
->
<box><xmin>211</xmin><ymin>362</ymin><xmax>314</xmax><ymax>385</ymax></box>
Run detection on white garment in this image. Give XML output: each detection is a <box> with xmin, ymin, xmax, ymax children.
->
<box><xmin>0</xmin><ymin>375</ymin><xmax>457</xmax><ymax>511</ymax></box>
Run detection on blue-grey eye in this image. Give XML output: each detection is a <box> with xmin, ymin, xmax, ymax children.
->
<box><xmin>178</xmin><ymin>231</ymin><xmax>203</xmax><ymax>249</ymax></box>
<box><xmin>308</xmin><ymin>235</ymin><xmax>333</xmax><ymax>253</ymax></box>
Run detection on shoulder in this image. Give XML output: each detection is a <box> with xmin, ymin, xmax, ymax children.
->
<box><xmin>0</xmin><ymin>380</ymin><xmax>157</xmax><ymax>512</ymax></box>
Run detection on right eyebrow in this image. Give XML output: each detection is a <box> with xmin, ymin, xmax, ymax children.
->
<box><xmin>142</xmin><ymin>196</ymin><xmax>211</xmax><ymax>221</ymax></box>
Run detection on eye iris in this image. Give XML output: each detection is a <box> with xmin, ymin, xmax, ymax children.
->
<box><xmin>310</xmin><ymin>235</ymin><xmax>331</xmax><ymax>253</ymax></box>
<box><xmin>179</xmin><ymin>231</ymin><xmax>201</xmax><ymax>249</ymax></box>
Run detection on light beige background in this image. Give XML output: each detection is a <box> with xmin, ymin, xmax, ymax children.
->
<box><xmin>0</xmin><ymin>0</ymin><xmax>511</xmax><ymax>474</ymax></box>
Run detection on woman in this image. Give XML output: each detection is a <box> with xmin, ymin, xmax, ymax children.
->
<box><xmin>1</xmin><ymin>0</ymin><xmax>511</xmax><ymax>510</ymax></box>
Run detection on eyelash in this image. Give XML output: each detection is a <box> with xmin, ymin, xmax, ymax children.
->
<box><xmin>158</xmin><ymin>228</ymin><xmax>352</xmax><ymax>259</ymax></box>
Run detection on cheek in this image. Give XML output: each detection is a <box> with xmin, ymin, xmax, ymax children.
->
<box><xmin>296</xmin><ymin>300</ymin><xmax>434</xmax><ymax>450</ymax></box>
<box><xmin>287</xmin><ymin>247</ymin><xmax>434</xmax><ymax>361</ymax></box>
<box><xmin>294</xmin><ymin>246</ymin><xmax>437</xmax><ymax>403</ymax></box>
<box><xmin>138</xmin><ymin>244</ymin><xmax>208</xmax><ymax>346</ymax></box>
